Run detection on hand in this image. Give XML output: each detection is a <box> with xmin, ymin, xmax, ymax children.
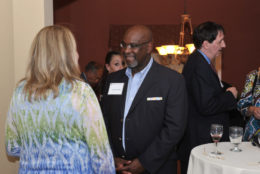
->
<box><xmin>248</xmin><ymin>106</ymin><xmax>260</xmax><ymax>119</ymax></box>
<box><xmin>226</xmin><ymin>87</ymin><xmax>238</xmax><ymax>99</ymax></box>
<box><xmin>121</xmin><ymin>158</ymin><xmax>145</xmax><ymax>174</ymax></box>
<box><xmin>115</xmin><ymin>157</ymin><xmax>132</xmax><ymax>173</ymax></box>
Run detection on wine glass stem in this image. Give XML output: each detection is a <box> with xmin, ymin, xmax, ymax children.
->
<box><xmin>215</xmin><ymin>142</ymin><xmax>218</xmax><ymax>154</ymax></box>
<box><xmin>234</xmin><ymin>144</ymin><xmax>238</xmax><ymax>150</ymax></box>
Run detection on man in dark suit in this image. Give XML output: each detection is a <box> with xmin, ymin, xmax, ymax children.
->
<box><xmin>178</xmin><ymin>21</ymin><xmax>238</xmax><ymax>174</ymax></box>
<box><xmin>101</xmin><ymin>25</ymin><xmax>188</xmax><ymax>174</ymax></box>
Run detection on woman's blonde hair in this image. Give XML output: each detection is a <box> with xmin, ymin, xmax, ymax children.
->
<box><xmin>23</xmin><ymin>25</ymin><xmax>81</xmax><ymax>101</ymax></box>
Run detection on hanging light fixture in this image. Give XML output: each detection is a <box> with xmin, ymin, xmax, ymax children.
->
<box><xmin>176</xmin><ymin>14</ymin><xmax>195</xmax><ymax>55</ymax></box>
<box><xmin>156</xmin><ymin>0</ymin><xmax>195</xmax><ymax>56</ymax></box>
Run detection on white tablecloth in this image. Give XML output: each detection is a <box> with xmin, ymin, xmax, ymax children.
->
<box><xmin>187</xmin><ymin>142</ymin><xmax>260</xmax><ymax>174</ymax></box>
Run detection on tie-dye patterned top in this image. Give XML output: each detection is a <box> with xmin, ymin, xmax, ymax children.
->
<box><xmin>5</xmin><ymin>79</ymin><xmax>115</xmax><ymax>174</ymax></box>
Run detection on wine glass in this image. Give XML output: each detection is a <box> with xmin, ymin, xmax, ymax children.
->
<box><xmin>229</xmin><ymin>126</ymin><xmax>243</xmax><ymax>152</ymax></box>
<box><xmin>258</xmin><ymin>134</ymin><xmax>260</xmax><ymax>164</ymax></box>
<box><xmin>210</xmin><ymin>124</ymin><xmax>223</xmax><ymax>155</ymax></box>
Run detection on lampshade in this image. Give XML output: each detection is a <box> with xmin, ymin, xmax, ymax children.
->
<box><xmin>176</xmin><ymin>46</ymin><xmax>185</xmax><ymax>55</ymax></box>
<box><xmin>156</xmin><ymin>46</ymin><xmax>167</xmax><ymax>55</ymax></box>
<box><xmin>185</xmin><ymin>44</ymin><xmax>195</xmax><ymax>54</ymax></box>
<box><xmin>163</xmin><ymin>45</ymin><xmax>178</xmax><ymax>54</ymax></box>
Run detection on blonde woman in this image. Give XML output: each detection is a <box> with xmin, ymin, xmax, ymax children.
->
<box><xmin>5</xmin><ymin>25</ymin><xmax>115</xmax><ymax>173</ymax></box>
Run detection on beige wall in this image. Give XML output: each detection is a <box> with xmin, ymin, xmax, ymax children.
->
<box><xmin>13</xmin><ymin>0</ymin><xmax>53</xmax><ymax>82</ymax></box>
<box><xmin>0</xmin><ymin>0</ymin><xmax>16</xmax><ymax>172</ymax></box>
<box><xmin>0</xmin><ymin>0</ymin><xmax>53</xmax><ymax>173</ymax></box>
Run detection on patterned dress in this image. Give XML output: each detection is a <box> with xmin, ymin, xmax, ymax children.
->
<box><xmin>5</xmin><ymin>80</ymin><xmax>115</xmax><ymax>174</ymax></box>
<box><xmin>237</xmin><ymin>70</ymin><xmax>260</xmax><ymax>140</ymax></box>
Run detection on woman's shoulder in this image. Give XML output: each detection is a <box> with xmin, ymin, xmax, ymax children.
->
<box><xmin>69</xmin><ymin>80</ymin><xmax>99</xmax><ymax>108</ymax></box>
<box><xmin>245</xmin><ymin>69</ymin><xmax>258</xmax><ymax>81</ymax></box>
<box><xmin>73</xmin><ymin>79</ymin><xmax>92</xmax><ymax>90</ymax></box>
<box><xmin>71</xmin><ymin>79</ymin><xmax>96</xmax><ymax>97</ymax></box>
<box><xmin>247</xmin><ymin>69</ymin><xmax>258</xmax><ymax>76</ymax></box>
<box><xmin>14</xmin><ymin>80</ymin><xmax>26</xmax><ymax>93</ymax></box>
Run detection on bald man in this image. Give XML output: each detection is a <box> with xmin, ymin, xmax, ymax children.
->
<box><xmin>101</xmin><ymin>25</ymin><xmax>187</xmax><ymax>174</ymax></box>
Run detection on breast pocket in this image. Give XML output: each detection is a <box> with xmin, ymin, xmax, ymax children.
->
<box><xmin>146</xmin><ymin>96</ymin><xmax>165</xmax><ymax>115</ymax></box>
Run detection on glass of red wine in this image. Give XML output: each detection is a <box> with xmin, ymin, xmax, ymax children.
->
<box><xmin>210</xmin><ymin>124</ymin><xmax>223</xmax><ymax>155</ymax></box>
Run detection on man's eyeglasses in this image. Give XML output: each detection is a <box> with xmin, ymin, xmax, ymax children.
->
<box><xmin>120</xmin><ymin>40</ymin><xmax>151</xmax><ymax>49</ymax></box>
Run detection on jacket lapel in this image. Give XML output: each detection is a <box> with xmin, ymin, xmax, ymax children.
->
<box><xmin>127</xmin><ymin>61</ymin><xmax>158</xmax><ymax>116</ymax></box>
<box><xmin>120</xmin><ymin>71</ymin><xmax>129</xmax><ymax>118</ymax></box>
<box><xmin>197</xmin><ymin>51</ymin><xmax>222</xmax><ymax>88</ymax></box>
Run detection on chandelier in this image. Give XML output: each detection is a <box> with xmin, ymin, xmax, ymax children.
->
<box><xmin>156</xmin><ymin>13</ymin><xmax>195</xmax><ymax>56</ymax></box>
<box><xmin>156</xmin><ymin>0</ymin><xmax>195</xmax><ymax>57</ymax></box>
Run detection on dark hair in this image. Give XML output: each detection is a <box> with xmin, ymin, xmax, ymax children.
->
<box><xmin>85</xmin><ymin>61</ymin><xmax>102</xmax><ymax>73</ymax></box>
<box><xmin>193</xmin><ymin>21</ymin><xmax>225</xmax><ymax>49</ymax></box>
<box><xmin>83</xmin><ymin>61</ymin><xmax>103</xmax><ymax>99</ymax></box>
<box><xmin>105</xmin><ymin>51</ymin><xmax>121</xmax><ymax>64</ymax></box>
<box><xmin>102</xmin><ymin>51</ymin><xmax>121</xmax><ymax>76</ymax></box>
<box><xmin>98</xmin><ymin>51</ymin><xmax>122</xmax><ymax>101</ymax></box>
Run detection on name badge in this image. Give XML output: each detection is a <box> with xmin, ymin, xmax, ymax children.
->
<box><xmin>108</xmin><ymin>83</ymin><xmax>124</xmax><ymax>95</ymax></box>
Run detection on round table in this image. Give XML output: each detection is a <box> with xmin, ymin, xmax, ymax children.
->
<box><xmin>187</xmin><ymin>142</ymin><xmax>260</xmax><ymax>174</ymax></box>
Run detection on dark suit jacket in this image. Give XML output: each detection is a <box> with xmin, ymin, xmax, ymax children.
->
<box><xmin>178</xmin><ymin>50</ymin><xmax>237</xmax><ymax>161</ymax></box>
<box><xmin>101</xmin><ymin>60</ymin><xmax>188</xmax><ymax>174</ymax></box>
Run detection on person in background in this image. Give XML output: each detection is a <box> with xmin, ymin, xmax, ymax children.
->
<box><xmin>104</xmin><ymin>51</ymin><xmax>125</xmax><ymax>74</ymax></box>
<box><xmin>81</xmin><ymin>61</ymin><xmax>103</xmax><ymax>96</ymax></box>
<box><xmin>5</xmin><ymin>25</ymin><xmax>115</xmax><ymax>173</ymax></box>
<box><xmin>178</xmin><ymin>21</ymin><xmax>238</xmax><ymax>174</ymax></box>
<box><xmin>99</xmin><ymin>51</ymin><xmax>125</xmax><ymax>100</ymax></box>
<box><xmin>101</xmin><ymin>25</ymin><xmax>187</xmax><ymax>174</ymax></box>
<box><xmin>237</xmin><ymin>67</ymin><xmax>260</xmax><ymax>141</ymax></box>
